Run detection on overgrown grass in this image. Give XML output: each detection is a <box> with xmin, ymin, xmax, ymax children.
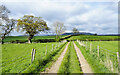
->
<box><xmin>74</xmin><ymin>41</ymin><xmax>118</xmax><ymax>73</ymax></box>
<box><xmin>58</xmin><ymin>42</ymin><xmax>82</xmax><ymax>74</ymax></box>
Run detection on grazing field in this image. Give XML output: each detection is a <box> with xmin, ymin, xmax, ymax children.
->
<box><xmin>68</xmin><ymin>35</ymin><xmax>118</xmax><ymax>41</ymax></box>
<box><xmin>1</xmin><ymin>42</ymin><xmax>66</xmax><ymax>73</ymax></box>
<box><xmin>75</xmin><ymin>41</ymin><xmax>118</xmax><ymax>73</ymax></box>
<box><xmin>2</xmin><ymin>35</ymin><xmax>67</xmax><ymax>43</ymax></box>
<box><xmin>1</xmin><ymin>35</ymin><xmax>119</xmax><ymax>73</ymax></box>
<box><xmin>58</xmin><ymin>42</ymin><xmax>82</xmax><ymax>73</ymax></box>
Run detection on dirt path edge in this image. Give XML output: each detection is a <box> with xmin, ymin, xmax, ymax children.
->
<box><xmin>73</xmin><ymin>42</ymin><xmax>93</xmax><ymax>73</ymax></box>
<box><xmin>44</xmin><ymin>42</ymin><xmax>70</xmax><ymax>73</ymax></box>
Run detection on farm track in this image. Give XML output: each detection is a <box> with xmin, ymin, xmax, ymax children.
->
<box><xmin>43</xmin><ymin>42</ymin><xmax>70</xmax><ymax>73</ymax></box>
<box><xmin>73</xmin><ymin>42</ymin><xmax>93</xmax><ymax>73</ymax></box>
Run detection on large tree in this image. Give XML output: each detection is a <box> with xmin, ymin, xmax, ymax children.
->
<box><xmin>53</xmin><ymin>21</ymin><xmax>65</xmax><ymax>42</ymax></box>
<box><xmin>0</xmin><ymin>5</ymin><xmax>16</xmax><ymax>44</ymax></box>
<box><xmin>17</xmin><ymin>15</ymin><xmax>49</xmax><ymax>43</ymax></box>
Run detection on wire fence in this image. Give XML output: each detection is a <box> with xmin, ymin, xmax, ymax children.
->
<box><xmin>76</xmin><ymin>40</ymin><xmax>118</xmax><ymax>73</ymax></box>
<box><xmin>1</xmin><ymin>41</ymin><xmax>66</xmax><ymax>73</ymax></box>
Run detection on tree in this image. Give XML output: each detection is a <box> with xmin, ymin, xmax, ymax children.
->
<box><xmin>17</xmin><ymin>15</ymin><xmax>49</xmax><ymax>43</ymax></box>
<box><xmin>53</xmin><ymin>21</ymin><xmax>65</xmax><ymax>42</ymax></box>
<box><xmin>72</xmin><ymin>28</ymin><xmax>79</xmax><ymax>34</ymax></box>
<box><xmin>0</xmin><ymin>5</ymin><xmax>16</xmax><ymax>44</ymax></box>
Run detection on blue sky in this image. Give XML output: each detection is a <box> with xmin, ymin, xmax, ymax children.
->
<box><xmin>0</xmin><ymin>0</ymin><xmax>119</xmax><ymax>36</ymax></box>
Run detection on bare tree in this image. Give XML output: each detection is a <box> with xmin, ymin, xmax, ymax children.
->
<box><xmin>72</xmin><ymin>28</ymin><xmax>79</xmax><ymax>34</ymax></box>
<box><xmin>0</xmin><ymin>5</ymin><xmax>16</xmax><ymax>44</ymax></box>
<box><xmin>53</xmin><ymin>21</ymin><xmax>65</xmax><ymax>42</ymax></box>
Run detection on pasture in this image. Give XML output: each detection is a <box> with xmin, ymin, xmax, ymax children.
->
<box><xmin>1</xmin><ymin>42</ymin><xmax>66</xmax><ymax>73</ymax></box>
<box><xmin>1</xmin><ymin>35</ymin><xmax>119</xmax><ymax>73</ymax></box>
<box><xmin>75</xmin><ymin>41</ymin><xmax>118</xmax><ymax>73</ymax></box>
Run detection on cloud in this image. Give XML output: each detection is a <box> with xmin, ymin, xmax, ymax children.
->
<box><xmin>0</xmin><ymin>1</ymin><xmax>118</xmax><ymax>35</ymax></box>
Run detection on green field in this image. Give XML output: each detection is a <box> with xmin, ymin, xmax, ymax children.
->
<box><xmin>75</xmin><ymin>41</ymin><xmax>118</xmax><ymax>73</ymax></box>
<box><xmin>2</xmin><ymin>35</ymin><xmax>67</xmax><ymax>43</ymax></box>
<box><xmin>68</xmin><ymin>35</ymin><xmax>118</xmax><ymax>41</ymax></box>
<box><xmin>1</xmin><ymin>35</ymin><xmax>119</xmax><ymax>73</ymax></box>
<box><xmin>1</xmin><ymin>35</ymin><xmax>119</xmax><ymax>43</ymax></box>
<box><xmin>1</xmin><ymin>42</ymin><xmax>66</xmax><ymax>73</ymax></box>
<box><xmin>58</xmin><ymin>42</ymin><xmax>82</xmax><ymax>73</ymax></box>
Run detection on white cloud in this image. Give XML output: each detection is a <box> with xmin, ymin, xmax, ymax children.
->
<box><xmin>0</xmin><ymin>1</ymin><xmax>118</xmax><ymax>35</ymax></box>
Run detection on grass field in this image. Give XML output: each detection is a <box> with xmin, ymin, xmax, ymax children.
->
<box><xmin>2</xmin><ymin>35</ymin><xmax>67</xmax><ymax>43</ymax></box>
<box><xmin>68</xmin><ymin>35</ymin><xmax>118</xmax><ymax>41</ymax></box>
<box><xmin>1</xmin><ymin>42</ymin><xmax>67</xmax><ymax>73</ymax></box>
<box><xmin>1</xmin><ymin>34</ymin><xmax>119</xmax><ymax>73</ymax></box>
<box><xmin>1</xmin><ymin>35</ymin><xmax>119</xmax><ymax>43</ymax></box>
<box><xmin>58</xmin><ymin>42</ymin><xmax>82</xmax><ymax>73</ymax></box>
<box><xmin>75</xmin><ymin>41</ymin><xmax>118</xmax><ymax>73</ymax></box>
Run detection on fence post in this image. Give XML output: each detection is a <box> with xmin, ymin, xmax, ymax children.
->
<box><xmin>90</xmin><ymin>43</ymin><xmax>92</xmax><ymax>54</ymax></box>
<box><xmin>117</xmin><ymin>52</ymin><xmax>119</xmax><ymax>62</ymax></box>
<box><xmin>58</xmin><ymin>42</ymin><xmax>60</xmax><ymax>47</ymax></box>
<box><xmin>117</xmin><ymin>52</ymin><xmax>120</xmax><ymax>75</ymax></box>
<box><xmin>97</xmin><ymin>45</ymin><xmax>99</xmax><ymax>57</ymax></box>
<box><xmin>31</xmin><ymin>48</ymin><xmax>36</xmax><ymax>64</ymax></box>
<box><xmin>45</xmin><ymin>45</ymin><xmax>47</xmax><ymax>56</ymax></box>
<box><xmin>52</xmin><ymin>44</ymin><xmax>53</xmax><ymax>51</ymax></box>
<box><xmin>110</xmin><ymin>60</ymin><xmax>114</xmax><ymax>72</ymax></box>
<box><xmin>85</xmin><ymin>42</ymin><xmax>87</xmax><ymax>50</ymax></box>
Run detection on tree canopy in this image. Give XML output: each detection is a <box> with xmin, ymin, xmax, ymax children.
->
<box><xmin>17</xmin><ymin>15</ymin><xmax>49</xmax><ymax>43</ymax></box>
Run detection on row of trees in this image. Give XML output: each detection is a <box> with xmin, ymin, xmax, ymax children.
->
<box><xmin>0</xmin><ymin>5</ymin><xmax>66</xmax><ymax>44</ymax></box>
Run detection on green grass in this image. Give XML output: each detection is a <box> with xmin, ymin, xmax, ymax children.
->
<box><xmin>1</xmin><ymin>42</ymin><xmax>66</xmax><ymax>73</ymax></box>
<box><xmin>2</xmin><ymin>35</ymin><xmax>67</xmax><ymax>43</ymax></box>
<box><xmin>58</xmin><ymin>42</ymin><xmax>82</xmax><ymax>74</ymax></box>
<box><xmin>75</xmin><ymin>41</ymin><xmax>118</xmax><ymax>73</ymax></box>
<box><xmin>67</xmin><ymin>35</ymin><xmax>118</xmax><ymax>41</ymax></box>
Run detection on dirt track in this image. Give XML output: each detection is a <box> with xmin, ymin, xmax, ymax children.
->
<box><xmin>73</xmin><ymin>42</ymin><xmax>93</xmax><ymax>73</ymax></box>
<box><xmin>45</xmin><ymin>42</ymin><xmax>70</xmax><ymax>73</ymax></box>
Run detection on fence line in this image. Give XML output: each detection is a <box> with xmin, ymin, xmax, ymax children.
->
<box><xmin>2</xmin><ymin>42</ymin><xmax>66</xmax><ymax>73</ymax></box>
<box><xmin>77</xmin><ymin>40</ymin><xmax>118</xmax><ymax>72</ymax></box>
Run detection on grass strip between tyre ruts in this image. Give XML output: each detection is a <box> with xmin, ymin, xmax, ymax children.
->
<box><xmin>58</xmin><ymin>42</ymin><xmax>82</xmax><ymax>74</ymax></box>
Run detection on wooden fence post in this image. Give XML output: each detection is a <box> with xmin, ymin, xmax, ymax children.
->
<box><xmin>117</xmin><ymin>52</ymin><xmax>120</xmax><ymax>75</ymax></box>
<box><xmin>52</xmin><ymin>44</ymin><xmax>53</xmax><ymax>51</ymax></box>
<box><xmin>110</xmin><ymin>60</ymin><xmax>114</xmax><ymax>72</ymax></box>
<box><xmin>90</xmin><ymin>43</ymin><xmax>92</xmax><ymax>54</ymax></box>
<box><xmin>58</xmin><ymin>42</ymin><xmax>60</xmax><ymax>47</ymax></box>
<box><xmin>31</xmin><ymin>48</ymin><xmax>36</xmax><ymax>64</ymax></box>
<box><xmin>97</xmin><ymin>45</ymin><xmax>99</xmax><ymax>57</ymax></box>
<box><xmin>45</xmin><ymin>45</ymin><xmax>47</xmax><ymax>56</ymax></box>
<box><xmin>56</xmin><ymin>44</ymin><xmax>57</xmax><ymax>48</ymax></box>
<box><xmin>117</xmin><ymin>52</ymin><xmax>119</xmax><ymax>62</ymax></box>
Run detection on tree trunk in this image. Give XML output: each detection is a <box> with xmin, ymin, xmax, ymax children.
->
<box><xmin>28</xmin><ymin>39</ymin><xmax>32</xmax><ymax>43</ymax></box>
<box><xmin>28</xmin><ymin>35</ymin><xmax>34</xmax><ymax>43</ymax></box>
<box><xmin>1</xmin><ymin>38</ymin><xmax>4</xmax><ymax>44</ymax></box>
<box><xmin>1</xmin><ymin>35</ymin><xmax>5</xmax><ymax>44</ymax></box>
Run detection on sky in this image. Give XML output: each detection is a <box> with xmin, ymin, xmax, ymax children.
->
<box><xmin>0</xmin><ymin>0</ymin><xmax>119</xmax><ymax>36</ymax></box>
